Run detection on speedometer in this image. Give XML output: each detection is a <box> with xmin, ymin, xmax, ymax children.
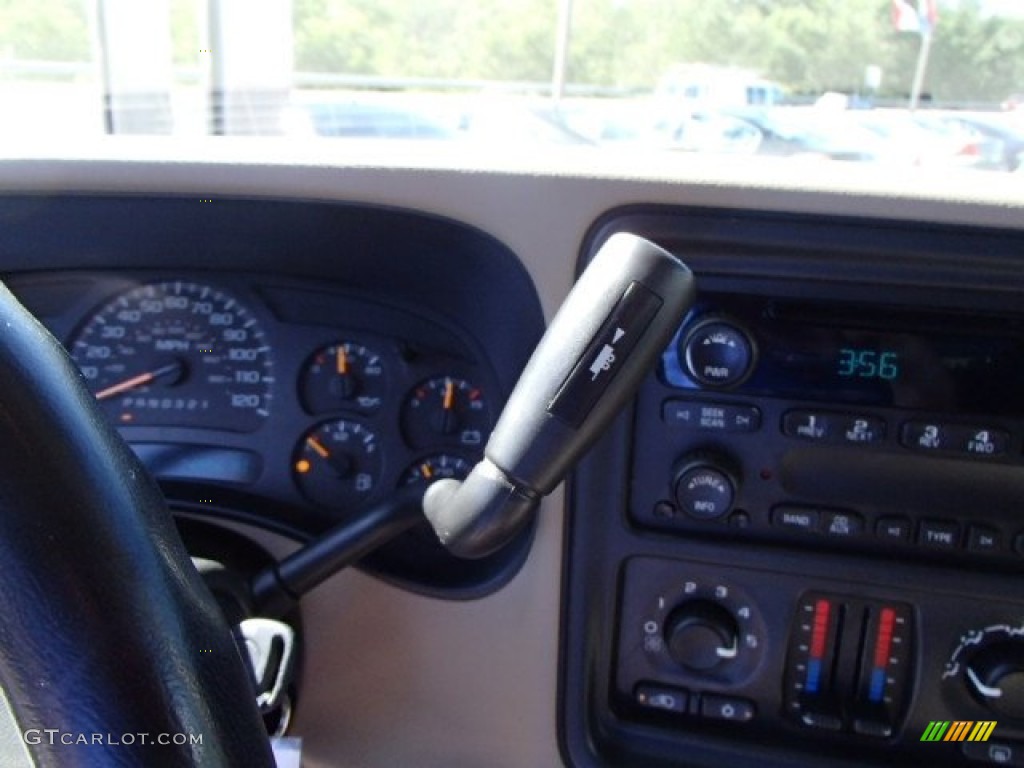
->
<box><xmin>70</xmin><ymin>281</ymin><xmax>273</xmax><ymax>431</ymax></box>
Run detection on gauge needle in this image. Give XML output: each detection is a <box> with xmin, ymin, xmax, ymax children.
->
<box><xmin>336</xmin><ymin>346</ymin><xmax>348</xmax><ymax>375</ymax></box>
<box><xmin>306</xmin><ymin>436</ymin><xmax>331</xmax><ymax>458</ymax></box>
<box><xmin>307</xmin><ymin>436</ymin><xmax>354</xmax><ymax>478</ymax></box>
<box><xmin>443</xmin><ymin>378</ymin><xmax>454</xmax><ymax>410</ymax></box>
<box><xmin>94</xmin><ymin>362</ymin><xmax>182</xmax><ymax>401</ymax></box>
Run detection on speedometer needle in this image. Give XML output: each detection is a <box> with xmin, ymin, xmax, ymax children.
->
<box><xmin>94</xmin><ymin>362</ymin><xmax>183</xmax><ymax>401</ymax></box>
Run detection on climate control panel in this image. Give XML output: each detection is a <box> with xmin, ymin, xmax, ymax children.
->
<box><xmin>614</xmin><ymin>555</ymin><xmax>1024</xmax><ymax>765</ymax></box>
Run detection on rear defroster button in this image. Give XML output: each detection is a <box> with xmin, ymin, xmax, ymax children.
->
<box><xmin>700</xmin><ymin>694</ymin><xmax>756</xmax><ymax>723</ymax></box>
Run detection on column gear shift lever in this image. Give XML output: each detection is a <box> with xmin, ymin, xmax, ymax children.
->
<box><xmin>252</xmin><ymin>233</ymin><xmax>694</xmax><ymax>613</ymax></box>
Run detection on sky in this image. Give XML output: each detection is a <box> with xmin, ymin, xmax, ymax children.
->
<box><xmin>972</xmin><ymin>0</ymin><xmax>1024</xmax><ymax>17</ymax></box>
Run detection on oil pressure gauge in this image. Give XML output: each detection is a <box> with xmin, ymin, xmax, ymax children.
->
<box><xmin>401</xmin><ymin>376</ymin><xmax>489</xmax><ymax>450</ymax></box>
<box><xmin>300</xmin><ymin>342</ymin><xmax>386</xmax><ymax>415</ymax></box>
<box><xmin>293</xmin><ymin>419</ymin><xmax>382</xmax><ymax>511</ymax></box>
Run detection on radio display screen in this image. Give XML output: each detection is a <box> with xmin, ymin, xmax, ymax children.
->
<box><xmin>663</xmin><ymin>298</ymin><xmax>1024</xmax><ymax>417</ymax></box>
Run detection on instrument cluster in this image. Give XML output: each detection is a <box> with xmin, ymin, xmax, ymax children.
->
<box><xmin>27</xmin><ymin>275</ymin><xmax>499</xmax><ymax>538</ymax></box>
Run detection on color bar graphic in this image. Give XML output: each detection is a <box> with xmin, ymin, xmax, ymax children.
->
<box><xmin>920</xmin><ymin>720</ymin><xmax>996</xmax><ymax>742</ymax></box>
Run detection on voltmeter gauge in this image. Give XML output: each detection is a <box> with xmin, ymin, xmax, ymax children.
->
<box><xmin>401</xmin><ymin>454</ymin><xmax>473</xmax><ymax>487</ymax></box>
<box><xmin>300</xmin><ymin>342</ymin><xmax>386</xmax><ymax>415</ymax></box>
<box><xmin>293</xmin><ymin>419</ymin><xmax>382</xmax><ymax>510</ymax></box>
<box><xmin>401</xmin><ymin>376</ymin><xmax>489</xmax><ymax>450</ymax></box>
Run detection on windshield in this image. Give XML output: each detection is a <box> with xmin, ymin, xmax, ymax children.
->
<box><xmin>4</xmin><ymin>0</ymin><xmax>1024</xmax><ymax>177</ymax></box>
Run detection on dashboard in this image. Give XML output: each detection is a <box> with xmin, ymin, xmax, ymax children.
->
<box><xmin>2</xmin><ymin>196</ymin><xmax>545</xmax><ymax>597</ymax></box>
<box><xmin>2</xmin><ymin>148</ymin><xmax>1024</xmax><ymax>768</ymax></box>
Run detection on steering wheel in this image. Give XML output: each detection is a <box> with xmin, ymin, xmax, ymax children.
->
<box><xmin>0</xmin><ymin>283</ymin><xmax>274</xmax><ymax>766</ymax></box>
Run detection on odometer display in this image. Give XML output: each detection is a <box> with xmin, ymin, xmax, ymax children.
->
<box><xmin>70</xmin><ymin>281</ymin><xmax>273</xmax><ymax>431</ymax></box>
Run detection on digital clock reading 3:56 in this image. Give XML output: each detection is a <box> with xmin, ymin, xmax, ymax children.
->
<box><xmin>837</xmin><ymin>347</ymin><xmax>900</xmax><ymax>381</ymax></box>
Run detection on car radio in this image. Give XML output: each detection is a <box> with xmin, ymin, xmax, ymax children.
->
<box><xmin>630</xmin><ymin>292</ymin><xmax>1024</xmax><ymax>567</ymax></box>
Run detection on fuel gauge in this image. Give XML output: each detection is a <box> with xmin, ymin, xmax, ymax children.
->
<box><xmin>293</xmin><ymin>419</ymin><xmax>382</xmax><ymax>510</ymax></box>
<box><xmin>401</xmin><ymin>376</ymin><xmax>489</xmax><ymax>450</ymax></box>
<box><xmin>300</xmin><ymin>342</ymin><xmax>386</xmax><ymax>415</ymax></box>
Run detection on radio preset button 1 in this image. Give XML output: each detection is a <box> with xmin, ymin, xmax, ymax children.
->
<box><xmin>662</xmin><ymin>400</ymin><xmax>761</xmax><ymax>433</ymax></box>
<box><xmin>782</xmin><ymin>411</ymin><xmax>835</xmax><ymax>441</ymax></box>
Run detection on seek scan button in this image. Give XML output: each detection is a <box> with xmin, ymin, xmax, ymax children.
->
<box><xmin>662</xmin><ymin>400</ymin><xmax>761</xmax><ymax>432</ymax></box>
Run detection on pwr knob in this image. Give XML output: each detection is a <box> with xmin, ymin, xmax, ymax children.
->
<box><xmin>681</xmin><ymin>318</ymin><xmax>756</xmax><ymax>389</ymax></box>
<box><xmin>673</xmin><ymin>454</ymin><xmax>738</xmax><ymax>521</ymax></box>
<box><xmin>665</xmin><ymin>599</ymin><xmax>740</xmax><ymax>673</ymax></box>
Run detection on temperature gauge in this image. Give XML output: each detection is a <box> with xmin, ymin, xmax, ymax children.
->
<box><xmin>293</xmin><ymin>419</ymin><xmax>382</xmax><ymax>510</ymax></box>
<box><xmin>300</xmin><ymin>343</ymin><xmax>386</xmax><ymax>415</ymax></box>
<box><xmin>401</xmin><ymin>454</ymin><xmax>473</xmax><ymax>487</ymax></box>
<box><xmin>401</xmin><ymin>376</ymin><xmax>489</xmax><ymax>450</ymax></box>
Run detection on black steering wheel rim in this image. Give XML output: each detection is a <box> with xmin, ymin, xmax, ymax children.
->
<box><xmin>0</xmin><ymin>282</ymin><xmax>273</xmax><ymax>767</ymax></box>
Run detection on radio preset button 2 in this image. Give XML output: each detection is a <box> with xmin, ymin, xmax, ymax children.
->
<box><xmin>838</xmin><ymin>415</ymin><xmax>885</xmax><ymax>444</ymax></box>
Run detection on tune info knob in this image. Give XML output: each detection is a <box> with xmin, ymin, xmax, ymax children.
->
<box><xmin>673</xmin><ymin>454</ymin><xmax>738</xmax><ymax>521</ymax></box>
<box><xmin>665</xmin><ymin>599</ymin><xmax>740</xmax><ymax>673</ymax></box>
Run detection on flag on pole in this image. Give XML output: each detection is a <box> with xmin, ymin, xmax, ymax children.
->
<box><xmin>892</xmin><ymin>0</ymin><xmax>938</xmax><ymax>34</ymax></box>
<box><xmin>918</xmin><ymin>0</ymin><xmax>938</xmax><ymax>34</ymax></box>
